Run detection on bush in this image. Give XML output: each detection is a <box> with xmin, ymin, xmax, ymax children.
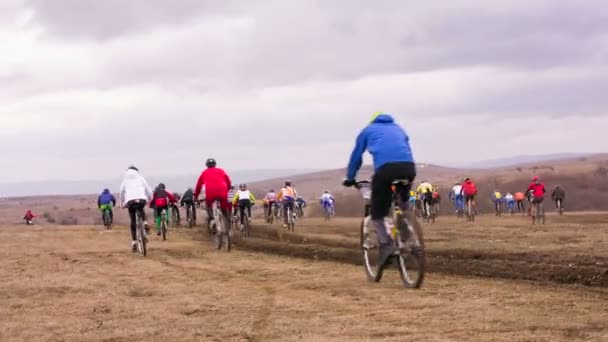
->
<box><xmin>58</xmin><ymin>216</ymin><xmax>78</xmax><ymax>225</ymax></box>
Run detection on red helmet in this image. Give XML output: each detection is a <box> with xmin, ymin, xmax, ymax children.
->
<box><xmin>532</xmin><ymin>176</ymin><xmax>539</xmax><ymax>181</ymax></box>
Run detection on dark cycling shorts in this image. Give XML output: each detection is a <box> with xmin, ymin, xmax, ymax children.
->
<box><xmin>532</xmin><ymin>197</ymin><xmax>544</xmax><ymax>204</ymax></box>
<box><xmin>464</xmin><ymin>194</ymin><xmax>476</xmax><ymax>202</ymax></box>
<box><xmin>371</xmin><ymin>162</ymin><xmax>416</xmax><ymax>220</ymax></box>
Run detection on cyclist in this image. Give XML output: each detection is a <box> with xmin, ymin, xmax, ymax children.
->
<box><xmin>296</xmin><ymin>195</ymin><xmax>307</xmax><ymax>217</ymax></box>
<box><xmin>462</xmin><ymin>177</ymin><xmax>478</xmax><ymax>213</ymax></box>
<box><xmin>149</xmin><ymin>183</ymin><xmax>178</xmax><ymax>236</ymax></box>
<box><xmin>277</xmin><ymin>180</ymin><xmax>298</xmax><ymax>228</ymax></box>
<box><xmin>491</xmin><ymin>190</ymin><xmax>503</xmax><ymax>214</ymax></box>
<box><xmin>194</xmin><ymin>158</ymin><xmax>232</xmax><ymax>230</ymax></box>
<box><xmin>408</xmin><ymin>190</ymin><xmax>417</xmax><ymax>211</ymax></box>
<box><xmin>527</xmin><ymin>176</ymin><xmax>546</xmax><ymax>216</ymax></box>
<box><xmin>97</xmin><ymin>188</ymin><xmax>116</xmax><ymax>224</ymax></box>
<box><xmin>227</xmin><ymin>185</ymin><xmax>237</xmax><ymax>218</ymax></box>
<box><xmin>449</xmin><ymin>182</ymin><xmax>464</xmax><ymax>214</ymax></box>
<box><xmin>504</xmin><ymin>192</ymin><xmax>515</xmax><ymax>213</ymax></box>
<box><xmin>514</xmin><ymin>191</ymin><xmax>526</xmax><ymax>213</ymax></box>
<box><xmin>180</xmin><ymin>187</ymin><xmax>196</xmax><ymax>225</ymax></box>
<box><xmin>320</xmin><ymin>191</ymin><xmax>335</xmax><ymax>216</ymax></box>
<box><xmin>263</xmin><ymin>189</ymin><xmax>277</xmax><ymax>220</ymax></box>
<box><xmin>232</xmin><ymin>184</ymin><xmax>256</xmax><ymax>230</ymax></box>
<box><xmin>416</xmin><ymin>180</ymin><xmax>434</xmax><ymax>217</ymax></box>
<box><xmin>431</xmin><ymin>191</ymin><xmax>441</xmax><ymax>215</ymax></box>
<box><xmin>343</xmin><ymin>111</ymin><xmax>416</xmax><ymax>267</ymax></box>
<box><xmin>23</xmin><ymin>210</ymin><xmax>35</xmax><ymax>224</ymax></box>
<box><xmin>119</xmin><ymin>165</ymin><xmax>153</xmax><ymax>252</ymax></box>
<box><xmin>170</xmin><ymin>192</ymin><xmax>181</xmax><ymax>224</ymax></box>
<box><xmin>551</xmin><ymin>185</ymin><xmax>565</xmax><ymax>210</ymax></box>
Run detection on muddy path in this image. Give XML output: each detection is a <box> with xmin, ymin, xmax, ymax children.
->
<box><xmin>219</xmin><ymin>218</ymin><xmax>608</xmax><ymax>287</ymax></box>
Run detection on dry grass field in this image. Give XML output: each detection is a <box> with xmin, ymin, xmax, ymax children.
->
<box><xmin>0</xmin><ymin>211</ymin><xmax>606</xmax><ymax>341</ymax></box>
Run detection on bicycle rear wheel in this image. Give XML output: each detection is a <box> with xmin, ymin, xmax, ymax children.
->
<box><xmin>161</xmin><ymin>211</ymin><xmax>168</xmax><ymax>241</ymax></box>
<box><xmin>136</xmin><ymin>216</ymin><xmax>147</xmax><ymax>257</ymax></box>
<box><xmin>103</xmin><ymin>210</ymin><xmax>112</xmax><ymax>230</ymax></box>
<box><xmin>396</xmin><ymin>211</ymin><xmax>425</xmax><ymax>288</ymax></box>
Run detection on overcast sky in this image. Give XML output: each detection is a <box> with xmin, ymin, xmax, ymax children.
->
<box><xmin>1</xmin><ymin>0</ymin><xmax>608</xmax><ymax>182</ymax></box>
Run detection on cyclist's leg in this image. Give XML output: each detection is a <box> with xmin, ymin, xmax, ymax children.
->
<box><xmin>127</xmin><ymin>203</ymin><xmax>137</xmax><ymax>242</ymax></box>
<box><xmin>247</xmin><ymin>201</ymin><xmax>252</xmax><ymax>219</ymax></box>
<box><xmin>371</xmin><ymin>164</ymin><xmax>400</xmax><ymax>245</ymax></box>
<box><xmin>238</xmin><ymin>200</ymin><xmax>246</xmax><ymax>225</ymax></box>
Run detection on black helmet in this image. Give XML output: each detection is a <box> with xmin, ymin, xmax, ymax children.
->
<box><xmin>240</xmin><ymin>183</ymin><xmax>247</xmax><ymax>189</ymax></box>
<box><xmin>269</xmin><ymin>189</ymin><xmax>275</xmax><ymax>192</ymax></box>
<box><xmin>128</xmin><ymin>165</ymin><xmax>139</xmax><ymax>172</ymax></box>
<box><xmin>230</xmin><ymin>185</ymin><xmax>235</xmax><ymax>190</ymax></box>
<box><xmin>206</xmin><ymin>158</ymin><xmax>217</xmax><ymax>167</ymax></box>
<box><xmin>285</xmin><ymin>180</ymin><xmax>292</xmax><ymax>187</ymax></box>
<box><xmin>158</xmin><ymin>183</ymin><xmax>166</xmax><ymax>190</ymax></box>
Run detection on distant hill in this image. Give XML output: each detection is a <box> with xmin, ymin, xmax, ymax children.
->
<box><xmin>0</xmin><ymin>169</ymin><xmax>319</xmax><ymax>197</ymax></box>
<box><xmin>446</xmin><ymin>153</ymin><xmax>594</xmax><ymax>169</ymax></box>
<box><xmin>249</xmin><ymin>154</ymin><xmax>608</xmax><ymax>215</ymax></box>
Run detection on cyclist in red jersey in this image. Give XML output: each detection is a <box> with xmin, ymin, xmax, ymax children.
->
<box><xmin>526</xmin><ymin>176</ymin><xmax>546</xmax><ymax>203</ymax></box>
<box><xmin>194</xmin><ymin>158</ymin><xmax>232</xmax><ymax>229</ymax></box>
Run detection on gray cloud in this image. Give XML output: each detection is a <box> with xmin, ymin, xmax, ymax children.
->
<box><xmin>1</xmin><ymin>0</ymin><xmax>608</xmax><ymax>184</ymax></box>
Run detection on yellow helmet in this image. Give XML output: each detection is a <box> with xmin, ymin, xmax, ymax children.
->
<box><xmin>369</xmin><ymin>111</ymin><xmax>384</xmax><ymax>123</ymax></box>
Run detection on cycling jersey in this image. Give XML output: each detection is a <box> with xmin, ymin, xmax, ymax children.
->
<box><xmin>462</xmin><ymin>180</ymin><xmax>477</xmax><ymax>196</ymax></box>
<box><xmin>514</xmin><ymin>192</ymin><xmax>525</xmax><ymax>201</ymax></box>
<box><xmin>233</xmin><ymin>190</ymin><xmax>256</xmax><ymax>204</ymax></box>
<box><xmin>264</xmin><ymin>192</ymin><xmax>277</xmax><ymax>203</ymax></box>
<box><xmin>278</xmin><ymin>186</ymin><xmax>297</xmax><ymax>201</ymax></box>
<box><xmin>492</xmin><ymin>192</ymin><xmax>503</xmax><ymax>201</ymax></box>
<box><xmin>416</xmin><ymin>182</ymin><xmax>434</xmax><ymax>194</ymax></box>
<box><xmin>527</xmin><ymin>182</ymin><xmax>546</xmax><ymax>199</ymax></box>
<box><xmin>504</xmin><ymin>193</ymin><xmax>514</xmax><ymax>202</ymax></box>
<box><xmin>320</xmin><ymin>193</ymin><xmax>334</xmax><ymax>205</ymax></box>
<box><xmin>451</xmin><ymin>185</ymin><xmax>463</xmax><ymax>198</ymax></box>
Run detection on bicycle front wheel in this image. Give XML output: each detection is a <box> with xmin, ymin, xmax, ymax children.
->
<box><xmin>360</xmin><ymin>217</ymin><xmax>379</xmax><ymax>282</ymax></box>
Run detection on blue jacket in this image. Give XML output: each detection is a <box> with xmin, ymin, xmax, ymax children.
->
<box><xmin>347</xmin><ymin>114</ymin><xmax>414</xmax><ymax>180</ymax></box>
<box><xmin>98</xmin><ymin>189</ymin><xmax>116</xmax><ymax>207</ymax></box>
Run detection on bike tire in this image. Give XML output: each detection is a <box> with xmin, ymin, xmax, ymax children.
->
<box><xmin>136</xmin><ymin>217</ymin><xmax>147</xmax><ymax>257</ymax></box>
<box><xmin>397</xmin><ymin>211</ymin><xmax>425</xmax><ymax>288</ymax></box>
<box><xmin>360</xmin><ymin>217</ymin><xmax>379</xmax><ymax>282</ymax></box>
<box><xmin>103</xmin><ymin>210</ymin><xmax>112</xmax><ymax>230</ymax></box>
<box><xmin>161</xmin><ymin>218</ymin><xmax>167</xmax><ymax>241</ymax></box>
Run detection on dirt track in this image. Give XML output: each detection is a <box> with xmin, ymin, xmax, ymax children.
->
<box><xmin>0</xmin><ymin>220</ymin><xmax>607</xmax><ymax>341</ymax></box>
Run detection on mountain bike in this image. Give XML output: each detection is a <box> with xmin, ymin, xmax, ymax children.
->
<box><xmin>211</xmin><ymin>200</ymin><xmax>231</xmax><ymax>251</ymax></box>
<box><xmin>422</xmin><ymin>198</ymin><xmax>435</xmax><ymax>223</ymax></box>
<box><xmin>102</xmin><ymin>207</ymin><xmax>112</xmax><ymax>230</ymax></box>
<box><xmin>238</xmin><ymin>203</ymin><xmax>252</xmax><ymax>237</ymax></box>
<box><xmin>555</xmin><ymin>199</ymin><xmax>564</xmax><ymax>215</ymax></box>
<box><xmin>348</xmin><ymin>180</ymin><xmax>425</xmax><ymax>288</ymax></box>
<box><xmin>494</xmin><ymin>200</ymin><xmax>502</xmax><ymax>216</ymax></box>
<box><xmin>160</xmin><ymin>208</ymin><xmax>169</xmax><ymax>241</ymax></box>
<box><xmin>265</xmin><ymin>203</ymin><xmax>275</xmax><ymax>224</ymax></box>
<box><xmin>286</xmin><ymin>204</ymin><xmax>296</xmax><ymax>232</ymax></box>
<box><xmin>296</xmin><ymin>203</ymin><xmax>304</xmax><ymax>219</ymax></box>
<box><xmin>171</xmin><ymin>204</ymin><xmax>180</xmax><ymax>228</ymax></box>
<box><xmin>185</xmin><ymin>202</ymin><xmax>195</xmax><ymax>228</ymax></box>
<box><xmin>466</xmin><ymin>196</ymin><xmax>476</xmax><ymax>222</ymax></box>
<box><xmin>531</xmin><ymin>199</ymin><xmax>546</xmax><ymax>225</ymax></box>
<box><xmin>322</xmin><ymin>204</ymin><xmax>333</xmax><ymax>221</ymax></box>
<box><xmin>135</xmin><ymin>208</ymin><xmax>147</xmax><ymax>257</ymax></box>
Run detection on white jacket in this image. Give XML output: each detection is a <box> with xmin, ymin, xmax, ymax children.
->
<box><xmin>119</xmin><ymin>169</ymin><xmax>153</xmax><ymax>205</ymax></box>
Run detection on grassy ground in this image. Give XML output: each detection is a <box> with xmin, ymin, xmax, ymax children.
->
<box><xmin>0</xmin><ymin>223</ymin><xmax>606</xmax><ymax>341</ymax></box>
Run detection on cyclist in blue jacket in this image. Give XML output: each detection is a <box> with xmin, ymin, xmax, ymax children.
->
<box><xmin>97</xmin><ymin>189</ymin><xmax>116</xmax><ymax>224</ymax></box>
<box><xmin>343</xmin><ymin>112</ymin><xmax>417</xmax><ymax>267</ymax></box>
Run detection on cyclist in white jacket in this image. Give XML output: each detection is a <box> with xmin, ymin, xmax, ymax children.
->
<box><xmin>119</xmin><ymin>166</ymin><xmax>153</xmax><ymax>252</ymax></box>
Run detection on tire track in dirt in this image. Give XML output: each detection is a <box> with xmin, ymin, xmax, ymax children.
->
<box><xmin>227</xmin><ymin>225</ymin><xmax>608</xmax><ymax>288</ymax></box>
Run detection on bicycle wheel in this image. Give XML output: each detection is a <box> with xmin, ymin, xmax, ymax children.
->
<box><xmin>396</xmin><ymin>211</ymin><xmax>425</xmax><ymax>288</ymax></box>
<box><xmin>539</xmin><ymin>203</ymin><xmax>546</xmax><ymax>224</ymax></box>
<box><xmin>187</xmin><ymin>206</ymin><xmax>194</xmax><ymax>228</ymax></box>
<box><xmin>288</xmin><ymin>209</ymin><xmax>295</xmax><ymax>232</ymax></box>
<box><xmin>103</xmin><ymin>210</ymin><xmax>112</xmax><ymax>230</ymax></box>
<box><xmin>136</xmin><ymin>216</ymin><xmax>147</xmax><ymax>257</ymax></box>
<box><xmin>360</xmin><ymin>216</ymin><xmax>379</xmax><ymax>282</ymax></box>
<box><xmin>161</xmin><ymin>211</ymin><xmax>168</xmax><ymax>241</ymax></box>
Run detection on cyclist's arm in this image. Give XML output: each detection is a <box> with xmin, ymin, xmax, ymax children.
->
<box><xmin>97</xmin><ymin>196</ymin><xmax>102</xmax><ymax>208</ymax></box>
<box><xmin>142</xmin><ymin>178</ymin><xmax>153</xmax><ymax>202</ymax></box>
<box><xmin>232</xmin><ymin>193</ymin><xmax>239</xmax><ymax>205</ymax></box>
<box><xmin>250</xmin><ymin>193</ymin><xmax>256</xmax><ymax>202</ymax></box>
<box><xmin>167</xmin><ymin>192</ymin><xmax>178</xmax><ymax>203</ymax></box>
<box><xmin>346</xmin><ymin>129</ymin><xmax>368</xmax><ymax>180</ymax></box>
<box><xmin>194</xmin><ymin>172</ymin><xmax>205</xmax><ymax>199</ymax></box>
